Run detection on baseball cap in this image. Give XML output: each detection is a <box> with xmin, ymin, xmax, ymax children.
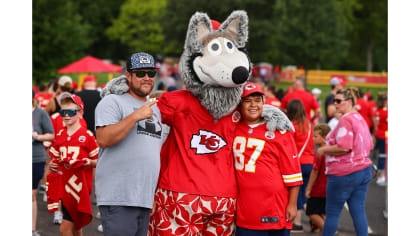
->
<box><xmin>312</xmin><ymin>88</ymin><xmax>322</xmax><ymax>95</ymax></box>
<box><xmin>58</xmin><ymin>75</ymin><xmax>72</xmax><ymax>86</ymax></box>
<box><xmin>127</xmin><ymin>52</ymin><xmax>159</xmax><ymax>71</ymax></box>
<box><xmin>59</xmin><ymin>92</ymin><xmax>84</xmax><ymax>111</ymax></box>
<box><xmin>330</xmin><ymin>77</ymin><xmax>346</xmax><ymax>86</ymax></box>
<box><xmin>83</xmin><ymin>75</ymin><xmax>96</xmax><ymax>83</ymax></box>
<box><xmin>242</xmin><ymin>82</ymin><xmax>265</xmax><ymax>98</ymax></box>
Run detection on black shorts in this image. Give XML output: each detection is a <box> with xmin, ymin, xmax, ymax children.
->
<box><xmin>32</xmin><ymin>162</ymin><xmax>45</xmax><ymax>190</ymax></box>
<box><xmin>305</xmin><ymin>197</ymin><xmax>326</xmax><ymax>216</ymax></box>
<box><xmin>62</xmin><ymin>204</ymin><xmax>73</xmax><ymax>222</ymax></box>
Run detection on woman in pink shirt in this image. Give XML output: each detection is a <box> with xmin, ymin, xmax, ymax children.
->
<box><xmin>316</xmin><ymin>87</ymin><xmax>373</xmax><ymax>236</ymax></box>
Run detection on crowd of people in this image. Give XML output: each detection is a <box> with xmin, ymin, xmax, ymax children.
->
<box><xmin>32</xmin><ymin>51</ymin><xmax>387</xmax><ymax>236</ymax></box>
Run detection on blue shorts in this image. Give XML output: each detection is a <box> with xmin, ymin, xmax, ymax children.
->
<box><xmin>99</xmin><ymin>205</ymin><xmax>151</xmax><ymax>236</ymax></box>
<box><xmin>32</xmin><ymin>162</ymin><xmax>45</xmax><ymax>190</ymax></box>
<box><xmin>235</xmin><ymin>226</ymin><xmax>290</xmax><ymax>236</ymax></box>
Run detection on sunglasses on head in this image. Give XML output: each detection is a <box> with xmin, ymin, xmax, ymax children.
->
<box><xmin>132</xmin><ymin>70</ymin><xmax>157</xmax><ymax>78</ymax></box>
<box><xmin>59</xmin><ymin>109</ymin><xmax>80</xmax><ymax>117</ymax></box>
<box><xmin>333</xmin><ymin>98</ymin><xmax>349</xmax><ymax>104</ymax></box>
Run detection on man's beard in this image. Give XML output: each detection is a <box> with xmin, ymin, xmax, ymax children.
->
<box><xmin>130</xmin><ymin>81</ymin><xmax>153</xmax><ymax>98</ymax></box>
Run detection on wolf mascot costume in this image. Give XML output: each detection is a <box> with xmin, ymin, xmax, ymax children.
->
<box><xmin>102</xmin><ymin>10</ymin><xmax>294</xmax><ymax>235</ymax></box>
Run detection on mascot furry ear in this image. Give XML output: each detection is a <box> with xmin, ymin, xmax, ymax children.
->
<box><xmin>101</xmin><ymin>10</ymin><xmax>294</xmax><ymax>132</ymax></box>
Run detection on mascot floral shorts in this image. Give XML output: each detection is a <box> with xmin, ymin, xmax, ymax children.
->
<box><xmin>149</xmin><ymin>188</ymin><xmax>236</xmax><ymax>236</ymax></box>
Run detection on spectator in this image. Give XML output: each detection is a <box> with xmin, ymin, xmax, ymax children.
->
<box><xmin>32</xmin><ymin>89</ymin><xmax>55</xmax><ymax>236</ymax></box>
<box><xmin>281</xmin><ymin>77</ymin><xmax>321</xmax><ymax>125</ymax></box>
<box><xmin>327</xmin><ymin>111</ymin><xmax>342</xmax><ymax>131</ymax></box>
<box><xmin>234</xmin><ymin>83</ymin><xmax>302</xmax><ymax>236</ymax></box>
<box><xmin>286</xmin><ymin>99</ymin><xmax>315</xmax><ymax>233</ymax></box>
<box><xmin>374</xmin><ymin>93</ymin><xmax>388</xmax><ymax>186</ymax></box>
<box><xmin>46</xmin><ymin>76</ymin><xmax>73</xmax><ymax>115</ymax></box>
<box><xmin>95</xmin><ymin>52</ymin><xmax>162</xmax><ymax>236</ymax></box>
<box><xmin>264</xmin><ymin>84</ymin><xmax>281</xmax><ymax>108</ymax></box>
<box><xmin>48</xmin><ymin>93</ymin><xmax>99</xmax><ymax>235</ymax></box>
<box><xmin>311</xmin><ymin>88</ymin><xmax>322</xmax><ymax>122</ymax></box>
<box><xmin>316</xmin><ymin>87</ymin><xmax>373</xmax><ymax>236</ymax></box>
<box><xmin>34</xmin><ymin>83</ymin><xmax>53</xmax><ymax>109</ymax></box>
<box><xmin>355</xmin><ymin>88</ymin><xmax>375</xmax><ymax>134</ymax></box>
<box><xmin>324</xmin><ymin>77</ymin><xmax>345</xmax><ymax>123</ymax></box>
<box><xmin>76</xmin><ymin>75</ymin><xmax>101</xmax><ymax>135</ymax></box>
<box><xmin>305</xmin><ymin>124</ymin><xmax>331</xmax><ymax>236</ymax></box>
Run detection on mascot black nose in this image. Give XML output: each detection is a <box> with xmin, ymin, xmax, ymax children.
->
<box><xmin>232</xmin><ymin>66</ymin><xmax>249</xmax><ymax>84</ymax></box>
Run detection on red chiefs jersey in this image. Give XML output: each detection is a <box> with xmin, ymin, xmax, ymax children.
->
<box><xmin>309</xmin><ymin>154</ymin><xmax>327</xmax><ymax>198</ymax></box>
<box><xmin>49</xmin><ymin>127</ymin><xmax>99</xmax><ymax>229</ymax></box>
<box><xmin>280</xmin><ymin>90</ymin><xmax>320</xmax><ymax>121</ymax></box>
<box><xmin>374</xmin><ymin>107</ymin><xmax>388</xmax><ymax>139</ymax></box>
<box><xmin>46</xmin><ymin>170</ymin><xmax>62</xmax><ymax>213</ymax></box>
<box><xmin>34</xmin><ymin>93</ymin><xmax>53</xmax><ymax>109</ymax></box>
<box><xmin>264</xmin><ymin>97</ymin><xmax>281</xmax><ymax>108</ymax></box>
<box><xmin>157</xmin><ymin>90</ymin><xmax>240</xmax><ymax>198</ymax></box>
<box><xmin>356</xmin><ymin>98</ymin><xmax>374</xmax><ymax>128</ymax></box>
<box><xmin>291</xmin><ymin>119</ymin><xmax>315</xmax><ymax>165</ymax></box>
<box><xmin>234</xmin><ymin>122</ymin><xmax>302</xmax><ymax>230</ymax></box>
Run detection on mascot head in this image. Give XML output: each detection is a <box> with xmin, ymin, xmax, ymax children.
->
<box><xmin>180</xmin><ymin>10</ymin><xmax>251</xmax><ymax>120</ymax></box>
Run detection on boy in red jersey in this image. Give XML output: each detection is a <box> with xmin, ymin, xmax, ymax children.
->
<box><xmin>48</xmin><ymin>93</ymin><xmax>99</xmax><ymax>236</ymax></box>
<box><xmin>305</xmin><ymin>124</ymin><xmax>331</xmax><ymax>236</ymax></box>
<box><xmin>234</xmin><ymin>82</ymin><xmax>302</xmax><ymax>236</ymax></box>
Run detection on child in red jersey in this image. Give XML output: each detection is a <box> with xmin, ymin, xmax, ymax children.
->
<box><xmin>48</xmin><ymin>94</ymin><xmax>99</xmax><ymax>236</ymax></box>
<box><xmin>234</xmin><ymin>83</ymin><xmax>302</xmax><ymax>236</ymax></box>
<box><xmin>305</xmin><ymin>124</ymin><xmax>331</xmax><ymax>236</ymax></box>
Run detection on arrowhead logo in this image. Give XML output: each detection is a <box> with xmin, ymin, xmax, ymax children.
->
<box><xmin>191</xmin><ymin>130</ymin><xmax>227</xmax><ymax>154</ymax></box>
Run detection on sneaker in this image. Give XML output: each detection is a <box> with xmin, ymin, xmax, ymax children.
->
<box><xmin>291</xmin><ymin>224</ymin><xmax>304</xmax><ymax>233</ymax></box>
<box><xmin>53</xmin><ymin>211</ymin><xmax>63</xmax><ymax>225</ymax></box>
<box><xmin>32</xmin><ymin>230</ymin><xmax>41</xmax><ymax>236</ymax></box>
<box><xmin>97</xmin><ymin>224</ymin><xmax>103</xmax><ymax>233</ymax></box>
<box><xmin>376</xmin><ymin>176</ymin><xmax>386</xmax><ymax>186</ymax></box>
<box><xmin>96</xmin><ymin>211</ymin><xmax>101</xmax><ymax>219</ymax></box>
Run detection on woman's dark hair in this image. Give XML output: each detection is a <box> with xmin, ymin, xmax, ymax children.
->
<box><xmin>287</xmin><ymin>99</ymin><xmax>308</xmax><ymax>133</ymax></box>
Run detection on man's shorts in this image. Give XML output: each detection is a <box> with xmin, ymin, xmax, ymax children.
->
<box><xmin>149</xmin><ymin>187</ymin><xmax>236</xmax><ymax>236</ymax></box>
<box><xmin>305</xmin><ymin>197</ymin><xmax>326</xmax><ymax>216</ymax></box>
<box><xmin>32</xmin><ymin>162</ymin><xmax>45</xmax><ymax>190</ymax></box>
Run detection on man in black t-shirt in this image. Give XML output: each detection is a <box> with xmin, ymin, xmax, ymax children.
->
<box><xmin>76</xmin><ymin>75</ymin><xmax>101</xmax><ymax>135</ymax></box>
<box><xmin>324</xmin><ymin>77</ymin><xmax>345</xmax><ymax>123</ymax></box>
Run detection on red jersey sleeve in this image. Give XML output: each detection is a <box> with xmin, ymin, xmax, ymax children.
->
<box><xmin>277</xmin><ymin>132</ymin><xmax>303</xmax><ymax>187</ymax></box>
<box><xmin>156</xmin><ymin>91</ymin><xmax>181</xmax><ymax>127</ymax></box>
<box><xmin>86</xmin><ymin>130</ymin><xmax>99</xmax><ymax>160</ymax></box>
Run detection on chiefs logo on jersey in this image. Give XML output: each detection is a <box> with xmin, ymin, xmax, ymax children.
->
<box><xmin>190</xmin><ymin>130</ymin><xmax>227</xmax><ymax>154</ymax></box>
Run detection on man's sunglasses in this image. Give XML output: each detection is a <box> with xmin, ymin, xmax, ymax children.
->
<box><xmin>59</xmin><ymin>109</ymin><xmax>80</xmax><ymax>117</ymax></box>
<box><xmin>132</xmin><ymin>70</ymin><xmax>157</xmax><ymax>78</ymax></box>
<box><xmin>333</xmin><ymin>98</ymin><xmax>349</xmax><ymax>104</ymax></box>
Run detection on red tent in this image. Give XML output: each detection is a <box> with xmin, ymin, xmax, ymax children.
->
<box><xmin>57</xmin><ymin>56</ymin><xmax>122</xmax><ymax>73</ymax></box>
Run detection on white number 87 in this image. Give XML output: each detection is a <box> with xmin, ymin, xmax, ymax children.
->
<box><xmin>233</xmin><ymin>137</ymin><xmax>265</xmax><ymax>173</ymax></box>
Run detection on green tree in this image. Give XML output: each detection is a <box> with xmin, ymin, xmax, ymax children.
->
<box><xmin>106</xmin><ymin>0</ymin><xmax>167</xmax><ymax>56</ymax></box>
<box><xmin>270</xmin><ymin>0</ymin><xmax>350</xmax><ymax>70</ymax></box>
<box><xmin>33</xmin><ymin>0</ymin><xmax>93</xmax><ymax>84</ymax></box>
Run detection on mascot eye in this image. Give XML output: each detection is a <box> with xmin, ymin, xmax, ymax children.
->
<box><xmin>224</xmin><ymin>39</ymin><xmax>235</xmax><ymax>54</ymax></box>
<box><xmin>208</xmin><ymin>39</ymin><xmax>222</xmax><ymax>56</ymax></box>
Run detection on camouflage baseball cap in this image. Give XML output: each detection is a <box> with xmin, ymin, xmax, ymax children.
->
<box><xmin>127</xmin><ymin>52</ymin><xmax>159</xmax><ymax>71</ymax></box>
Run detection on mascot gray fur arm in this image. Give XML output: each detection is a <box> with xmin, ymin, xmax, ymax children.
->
<box><xmin>100</xmin><ymin>77</ymin><xmax>294</xmax><ymax>132</ymax></box>
<box><xmin>262</xmin><ymin>104</ymin><xmax>295</xmax><ymax>132</ymax></box>
<box><xmin>100</xmin><ymin>75</ymin><xmax>128</xmax><ymax>98</ymax></box>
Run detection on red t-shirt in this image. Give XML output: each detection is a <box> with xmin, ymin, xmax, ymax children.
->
<box><xmin>35</xmin><ymin>93</ymin><xmax>53</xmax><ymax>109</ymax></box>
<box><xmin>157</xmin><ymin>90</ymin><xmax>239</xmax><ymax>198</ymax></box>
<box><xmin>374</xmin><ymin>107</ymin><xmax>388</xmax><ymax>139</ymax></box>
<box><xmin>234</xmin><ymin>122</ymin><xmax>302</xmax><ymax>230</ymax></box>
<box><xmin>280</xmin><ymin>90</ymin><xmax>320</xmax><ymax>121</ymax></box>
<box><xmin>49</xmin><ymin>127</ymin><xmax>99</xmax><ymax>229</ymax></box>
<box><xmin>291</xmin><ymin>119</ymin><xmax>314</xmax><ymax>165</ymax></box>
<box><xmin>356</xmin><ymin>98</ymin><xmax>374</xmax><ymax>128</ymax></box>
<box><xmin>309</xmin><ymin>154</ymin><xmax>327</xmax><ymax>198</ymax></box>
<box><xmin>264</xmin><ymin>97</ymin><xmax>281</xmax><ymax>108</ymax></box>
